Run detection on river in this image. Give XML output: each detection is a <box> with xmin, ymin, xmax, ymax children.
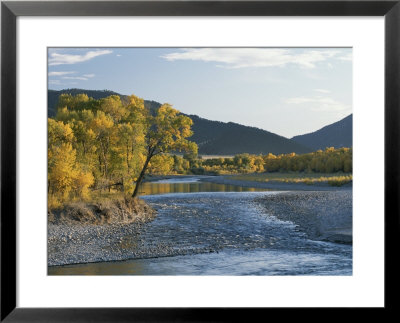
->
<box><xmin>48</xmin><ymin>177</ymin><xmax>352</xmax><ymax>275</ymax></box>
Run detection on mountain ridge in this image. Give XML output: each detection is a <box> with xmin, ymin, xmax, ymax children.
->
<box><xmin>48</xmin><ymin>89</ymin><xmax>350</xmax><ymax>155</ymax></box>
<box><xmin>291</xmin><ymin>114</ymin><xmax>352</xmax><ymax>151</ymax></box>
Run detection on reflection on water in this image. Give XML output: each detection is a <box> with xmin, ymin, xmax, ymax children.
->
<box><xmin>49</xmin><ymin>259</ymin><xmax>147</xmax><ymax>275</ymax></box>
<box><xmin>48</xmin><ymin>247</ymin><xmax>352</xmax><ymax>276</ymax></box>
<box><xmin>139</xmin><ymin>179</ymin><xmax>267</xmax><ymax>196</ymax></box>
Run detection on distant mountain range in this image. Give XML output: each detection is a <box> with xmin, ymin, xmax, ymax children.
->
<box><xmin>291</xmin><ymin>114</ymin><xmax>353</xmax><ymax>151</ymax></box>
<box><xmin>48</xmin><ymin>89</ymin><xmax>351</xmax><ymax>155</ymax></box>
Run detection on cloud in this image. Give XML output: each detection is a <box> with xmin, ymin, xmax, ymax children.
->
<box><xmin>338</xmin><ymin>53</ymin><xmax>352</xmax><ymax>61</ymax></box>
<box><xmin>49</xmin><ymin>73</ymin><xmax>95</xmax><ymax>82</ymax></box>
<box><xmin>161</xmin><ymin>48</ymin><xmax>342</xmax><ymax>69</ymax></box>
<box><xmin>61</xmin><ymin>76</ymin><xmax>89</xmax><ymax>81</ymax></box>
<box><xmin>314</xmin><ymin>89</ymin><xmax>331</xmax><ymax>94</ymax></box>
<box><xmin>116</xmin><ymin>54</ymin><xmax>122</xmax><ymax>57</ymax></box>
<box><xmin>59</xmin><ymin>74</ymin><xmax>95</xmax><ymax>81</ymax></box>
<box><xmin>49</xmin><ymin>79</ymin><xmax>61</xmax><ymax>85</ymax></box>
<box><xmin>284</xmin><ymin>95</ymin><xmax>351</xmax><ymax>112</ymax></box>
<box><xmin>48</xmin><ymin>71</ymin><xmax>76</xmax><ymax>76</ymax></box>
<box><xmin>48</xmin><ymin>49</ymin><xmax>112</xmax><ymax>66</ymax></box>
<box><xmin>48</xmin><ymin>79</ymin><xmax>77</xmax><ymax>86</ymax></box>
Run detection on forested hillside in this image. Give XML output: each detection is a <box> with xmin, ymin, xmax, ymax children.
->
<box><xmin>48</xmin><ymin>89</ymin><xmax>311</xmax><ymax>155</ymax></box>
<box><xmin>188</xmin><ymin>115</ymin><xmax>311</xmax><ymax>155</ymax></box>
<box><xmin>292</xmin><ymin>114</ymin><xmax>352</xmax><ymax>151</ymax></box>
<box><xmin>48</xmin><ymin>89</ymin><xmax>130</xmax><ymax>117</ymax></box>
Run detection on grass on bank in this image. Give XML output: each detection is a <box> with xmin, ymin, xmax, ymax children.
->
<box><xmin>229</xmin><ymin>172</ymin><xmax>353</xmax><ymax>187</ymax></box>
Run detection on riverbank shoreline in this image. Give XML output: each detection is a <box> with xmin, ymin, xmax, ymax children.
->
<box><xmin>48</xmin><ymin>197</ymin><xmax>156</xmax><ymax>225</ymax></box>
<box><xmin>203</xmin><ymin>175</ymin><xmax>351</xmax><ymax>191</ymax></box>
<box><xmin>146</xmin><ymin>174</ymin><xmax>352</xmax><ymax>191</ymax></box>
<box><xmin>255</xmin><ymin>191</ymin><xmax>352</xmax><ymax>244</ymax></box>
<box><xmin>48</xmin><ymin>222</ymin><xmax>144</xmax><ymax>266</ymax></box>
<box><xmin>48</xmin><ymin>197</ymin><xmax>158</xmax><ymax>266</ymax></box>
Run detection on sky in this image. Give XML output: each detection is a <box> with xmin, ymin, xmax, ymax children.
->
<box><xmin>48</xmin><ymin>47</ymin><xmax>352</xmax><ymax>138</ymax></box>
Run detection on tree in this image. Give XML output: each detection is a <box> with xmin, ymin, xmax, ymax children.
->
<box><xmin>148</xmin><ymin>154</ymin><xmax>175</xmax><ymax>175</ymax></box>
<box><xmin>132</xmin><ymin>104</ymin><xmax>197</xmax><ymax>197</ymax></box>
<box><xmin>90</xmin><ymin>111</ymin><xmax>115</xmax><ymax>177</ymax></box>
<box><xmin>48</xmin><ymin>119</ymin><xmax>94</xmax><ymax>200</ymax></box>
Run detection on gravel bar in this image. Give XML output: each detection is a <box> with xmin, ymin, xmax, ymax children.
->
<box><xmin>255</xmin><ymin>190</ymin><xmax>352</xmax><ymax>244</ymax></box>
<box><xmin>48</xmin><ymin>220</ymin><xmax>214</xmax><ymax>267</ymax></box>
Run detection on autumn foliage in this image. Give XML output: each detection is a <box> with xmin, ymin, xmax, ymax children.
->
<box><xmin>198</xmin><ymin>147</ymin><xmax>352</xmax><ymax>175</ymax></box>
<box><xmin>48</xmin><ymin>93</ymin><xmax>197</xmax><ymax>206</ymax></box>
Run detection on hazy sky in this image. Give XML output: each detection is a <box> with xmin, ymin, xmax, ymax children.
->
<box><xmin>48</xmin><ymin>47</ymin><xmax>352</xmax><ymax>138</ymax></box>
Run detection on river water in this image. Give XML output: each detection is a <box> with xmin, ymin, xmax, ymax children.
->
<box><xmin>49</xmin><ymin>177</ymin><xmax>352</xmax><ymax>275</ymax></box>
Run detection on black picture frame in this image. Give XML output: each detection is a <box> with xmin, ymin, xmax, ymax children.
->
<box><xmin>1</xmin><ymin>0</ymin><xmax>399</xmax><ymax>321</ymax></box>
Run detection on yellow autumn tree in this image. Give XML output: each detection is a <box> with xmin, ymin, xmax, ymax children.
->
<box><xmin>48</xmin><ymin>142</ymin><xmax>79</xmax><ymax>198</ymax></box>
<box><xmin>48</xmin><ymin>118</ymin><xmax>94</xmax><ymax>202</ymax></box>
<box><xmin>148</xmin><ymin>154</ymin><xmax>175</xmax><ymax>175</ymax></box>
<box><xmin>131</xmin><ymin>104</ymin><xmax>197</xmax><ymax>197</ymax></box>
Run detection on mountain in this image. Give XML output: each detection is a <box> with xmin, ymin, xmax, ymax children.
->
<box><xmin>291</xmin><ymin>114</ymin><xmax>353</xmax><ymax>151</ymax></box>
<box><xmin>187</xmin><ymin>115</ymin><xmax>311</xmax><ymax>155</ymax></box>
<box><xmin>48</xmin><ymin>89</ymin><xmax>312</xmax><ymax>155</ymax></box>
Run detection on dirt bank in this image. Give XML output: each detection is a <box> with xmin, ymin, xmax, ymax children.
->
<box><xmin>48</xmin><ymin>197</ymin><xmax>155</xmax><ymax>225</ymax></box>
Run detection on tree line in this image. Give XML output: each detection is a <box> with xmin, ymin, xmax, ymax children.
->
<box><xmin>197</xmin><ymin>147</ymin><xmax>352</xmax><ymax>175</ymax></box>
<box><xmin>128</xmin><ymin>144</ymin><xmax>351</xmax><ymax>176</ymax></box>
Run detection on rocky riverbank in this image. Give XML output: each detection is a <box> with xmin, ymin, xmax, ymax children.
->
<box><xmin>255</xmin><ymin>190</ymin><xmax>352</xmax><ymax>244</ymax></box>
<box><xmin>48</xmin><ymin>197</ymin><xmax>157</xmax><ymax>266</ymax></box>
